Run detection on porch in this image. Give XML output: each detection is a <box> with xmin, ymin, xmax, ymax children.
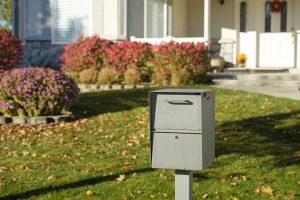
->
<box><xmin>130</xmin><ymin>0</ymin><xmax>300</xmax><ymax>70</ymax></box>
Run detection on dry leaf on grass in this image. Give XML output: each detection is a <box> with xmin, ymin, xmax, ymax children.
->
<box><xmin>255</xmin><ymin>186</ymin><xmax>274</xmax><ymax>195</ymax></box>
<box><xmin>202</xmin><ymin>194</ymin><xmax>209</xmax><ymax>199</ymax></box>
<box><xmin>86</xmin><ymin>190</ymin><xmax>93</xmax><ymax>196</ymax></box>
<box><xmin>116</xmin><ymin>174</ymin><xmax>125</xmax><ymax>182</ymax></box>
<box><xmin>233</xmin><ymin>197</ymin><xmax>240</xmax><ymax>200</ymax></box>
<box><xmin>121</xmin><ymin>150</ymin><xmax>129</xmax><ymax>155</ymax></box>
<box><xmin>47</xmin><ymin>175</ymin><xmax>56</xmax><ymax>180</ymax></box>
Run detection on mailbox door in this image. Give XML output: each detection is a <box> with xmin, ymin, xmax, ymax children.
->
<box><xmin>154</xmin><ymin>94</ymin><xmax>202</xmax><ymax>131</ymax></box>
<box><xmin>152</xmin><ymin>132</ymin><xmax>202</xmax><ymax>170</ymax></box>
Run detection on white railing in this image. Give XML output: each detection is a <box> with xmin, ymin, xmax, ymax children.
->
<box><xmin>130</xmin><ymin>36</ymin><xmax>207</xmax><ymax>44</ymax></box>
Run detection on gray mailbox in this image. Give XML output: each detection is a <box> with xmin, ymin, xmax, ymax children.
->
<box><xmin>149</xmin><ymin>89</ymin><xmax>215</xmax><ymax>199</ymax></box>
<box><xmin>150</xmin><ymin>88</ymin><xmax>215</xmax><ymax>170</ymax></box>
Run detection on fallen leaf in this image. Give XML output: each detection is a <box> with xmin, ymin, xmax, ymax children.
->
<box><xmin>121</xmin><ymin>150</ymin><xmax>129</xmax><ymax>155</ymax></box>
<box><xmin>22</xmin><ymin>151</ymin><xmax>30</xmax><ymax>156</ymax></box>
<box><xmin>256</xmin><ymin>186</ymin><xmax>274</xmax><ymax>195</ymax></box>
<box><xmin>47</xmin><ymin>175</ymin><xmax>56</xmax><ymax>180</ymax></box>
<box><xmin>202</xmin><ymin>194</ymin><xmax>209</xmax><ymax>199</ymax></box>
<box><xmin>86</xmin><ymin>190</ymin><xmax>93</xmax><ymax>196</ymax></box>
<box><xmin>116</xmin><ymin>174</ymin><xmax>125</xmax><ymax>182</ymax></box>
<box><xmin>0</xmin><ymin>167</ymin><xmax>7</xmax><ymax>172</ymax></box>
<box><xmin>233</xmin><ymin>197</ymin><xmax>240</xmax><ymax>200</ymax></box>
<box><xmin>289</xmin><ymin>191</ymin><xmax>296</xmax><ymax>198</ymax></box>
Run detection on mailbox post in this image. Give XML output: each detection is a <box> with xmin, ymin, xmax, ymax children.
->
<box><xmin>149</xmin><ymin>89</ymin><xmax>215</xmax><ymax>200</ymax></box>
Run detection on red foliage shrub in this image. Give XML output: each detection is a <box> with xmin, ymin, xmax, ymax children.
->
<box><xmin>60</xmin><ymin>35</ymin><xmax>113</xmax><ymax>72</ymax></box>
<box><xmin>150</xmin><ymin>42</ymin><xmax>209</xmax><ymax>83</ymax></box>
<box><xmin>105</xmin><ymin>41</ymin><xmax>153</xmax><ymax>82</ymax></box>
<box><xmin>0</xmin><ymin>28</ymin><xmax>23</xmax><ymax>74</ymax></box>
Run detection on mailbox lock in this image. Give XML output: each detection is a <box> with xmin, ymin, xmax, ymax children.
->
<box><xmin>175</xmin><ymin>135</ymin><xmax>179</xmax><ymax>139</ymax></box>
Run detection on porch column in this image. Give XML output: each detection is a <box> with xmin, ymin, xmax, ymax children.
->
<box><xmin>204</xmin><ymin>0</ymin><xmax>211</xmax><ymax>43</ymax></box>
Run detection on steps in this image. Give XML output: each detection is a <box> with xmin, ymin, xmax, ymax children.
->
<box><xmin>213</xmin><ymin>79</ymin><xmax>300</xmax><ymax>87</ymax></box>
<box><xmin>223</xmin><ymin>68</ymin><xmax>289</xmax><ymax>74</ymax></box>
<box><xmin>209</xmin><ymin>71</ymin><xmax>300</xmax><ymax>88</ymax></box>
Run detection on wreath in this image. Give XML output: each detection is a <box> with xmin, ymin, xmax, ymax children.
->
<box><xmin>270</xmin><ymin>0</ymin><xmax>282</xmax><ymax>13</ymax></box>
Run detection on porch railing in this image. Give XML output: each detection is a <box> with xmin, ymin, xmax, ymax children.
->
<box><xmin>130</xmin><ymin>36</ymin><xmax>207</xmax><ymax>44</ymax></box>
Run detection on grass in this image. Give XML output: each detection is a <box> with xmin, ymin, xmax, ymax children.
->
<box><xmin>0</xmin><ymin>87</ymin><xmax>299</xmax><ymax>200</ymax></box>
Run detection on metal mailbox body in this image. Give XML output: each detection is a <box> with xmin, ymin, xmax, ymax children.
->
<box><xmin>150</xmin><ymin>89</ymin><xmax>215</xmax><ymax>170</ymax></box>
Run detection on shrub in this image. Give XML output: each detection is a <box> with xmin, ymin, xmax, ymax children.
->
<box><xmin>79</xmin><ymin>68</ymin><xmax>99</xmax><ymax>84</ymax></box>
<box><xmin>105</xmin><ymin>41</ymin><xmax>153</xmax><ymax>82</ymax></box>
<box><xmin>0</xmin><ymin>28</ymin><xmax>23</xmax><ymax>74</ymax></box>
<box><xmin>0</xmin><ymin>67</ymin><xmax>79</xmax><ymax>117</ymax></box>
<box><xmin>124</xmin><ymin>68</ymin><xmax>140</xmax><ymax>85</ymax></box>
<box><xmin>64</xmin><ymin>70</ymin><xmax>80</xmax><ymax>83</ymax></box>
<box><xmin>60</xmin><ymin>35</ymin><xmax>112</xmax><ymax>72</ymax></box>
<box><xmin>98</xmin><ymin>67</ymin><xmax>119</xmax><ymax>84</ymax></box>
<box><xmin>171</xmin><ymin>69</ymin><xmax>190</xmax><ymax>86</ymax></box>
<box><xmin>151</xmin><ymin>42</ymin><xmax>209</xmax><ymax>83</ymax></box>
<box><xmin>152</xmin><ymin>67</ymin><xmax>171</xmax><ymax>86</ymax></box>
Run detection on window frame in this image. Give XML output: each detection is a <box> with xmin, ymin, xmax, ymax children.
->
<box><xmin>125</xmin><ymin>0</ymin><xmax>168</xmax><ymax>39</ymax></box>
<box><xmin>24</xmin><ymin>0</ymin><xmax>52</xmax><ymax>41</ymax></box>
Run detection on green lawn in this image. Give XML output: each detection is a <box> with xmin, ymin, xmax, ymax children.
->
<box><xmin>0</xmin><ymin>87</ymin><xmax>299</xmax><ymax>200</ymax></box>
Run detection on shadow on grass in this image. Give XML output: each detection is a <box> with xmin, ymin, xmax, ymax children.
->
<box><xmin>217</xmin><ymin>110</ymin><xmax>300</xmax><ymax>167</ymax></box>
<box><xmin>0</xmin><ymin>168</ymin><xmax>154</xmax><ymax>200</ymax></box>
<box><xmin>71</xmin><ymin>88</ymin><xmax>153</xmax><ymax>118</ymax></box>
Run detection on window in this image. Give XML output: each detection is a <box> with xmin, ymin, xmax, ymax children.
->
<box><xmin>51</xmin><ymin>0</ymin><xmax>92</xmax><ymax>44</ymax></box>
<box><xmin>147</xmin><ymin>0</ymin><xmax>165</xmax><ymax>38</ymax></box>
<box><xmin>127</xmin><ymin>0</ymin><xmax>144</xmax><ymax>38</ymax></box>
<box><xmin>281</xmin><ymin>1</ymin><xmax>287</xmax><ymax>32</ymax></box>
<box><xmin>127</xmin><ymin>0</ymin><xmax>167</xmax><ymax>38</ymax></box>
<box><xmin>240</xmin><ymin>1</ymin><xmax>247</xmax><ymax>32</ymax></box>
<box><xmin>26</xmin><ymin>0</ymin><xmax>51</xmax><ymax>40</ymax></box>
<box><xmin>265</xmin><ymin>1</ymin><xmax>271</xmax><ymax>32</ymax></box>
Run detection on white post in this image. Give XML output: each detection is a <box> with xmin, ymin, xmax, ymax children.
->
<box><xmin>175</xmin><ymin>170</ymin><xmax>193</xmax><ymax>200</ymax></box>
<box><xmin>204</xmin><ymin>0</ymin><xmax>211</xmax><ymax>43</ymax></box>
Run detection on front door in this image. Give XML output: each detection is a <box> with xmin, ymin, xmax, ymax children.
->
<box><xmin>259</xmin><ymin>0</ymin><xmax>295</xmax><ymax>68</ymax></box>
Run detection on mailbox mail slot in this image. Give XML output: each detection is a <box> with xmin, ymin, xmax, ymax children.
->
<box><xmin>154</xmin><ymin>94</ymin><xmax>202</xmax><ymax>131</ymax></box>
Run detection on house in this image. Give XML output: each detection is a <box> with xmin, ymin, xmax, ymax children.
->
<box><xmin>13</xmin><ymin>0</ymin><xmax>300</xmax><ymax>71</ymax></box>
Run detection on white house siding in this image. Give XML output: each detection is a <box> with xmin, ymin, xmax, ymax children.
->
<box><xmin>92</xmin><ymin>0</ymin><xmax>103</xmax><ymax>36</ymax></box>
<box><xmin>295</xmin><ymin>1</ymin><xmax>300</xmax><ymax>69</ymax></box>
<box><xmin>211</xmin><ymin>0</ymin><xmax>234</xmax><ymax>39</ymax></box>
<box><xmin>187</xmin><ymin>0</ymin><xmax>204</xmax><ymax>37</ymax></box>
<box><xmin>102</xmin><ymin>0</ymin><xmax>121</xmax><ymax>40</ymax></box>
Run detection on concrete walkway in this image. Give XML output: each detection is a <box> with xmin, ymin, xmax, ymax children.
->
<box><xmin>215</xmin><ymin>85</ymin><xmax>300</xmax><ymax>101</ymax></box>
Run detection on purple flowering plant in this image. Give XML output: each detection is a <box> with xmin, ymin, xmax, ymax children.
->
<box><xmin>0</xmin><ymin>67</ymin><xmax>80</xmax><ymax>117</ymax></box>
